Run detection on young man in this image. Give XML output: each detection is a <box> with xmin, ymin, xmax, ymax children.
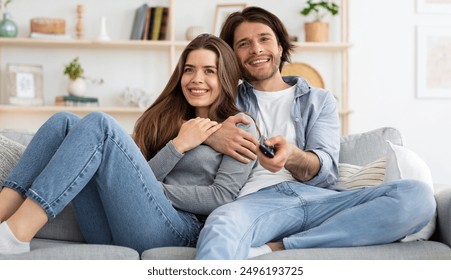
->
<box><xmin>197</xmin><ymin>6</ymin><xmax>436</xmax><ymax>259</ymax></box>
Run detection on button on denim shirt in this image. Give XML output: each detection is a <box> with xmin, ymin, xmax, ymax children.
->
<box><xmin>236</xmin><ymin>76</ymin><xmax>340</xmax><ymax>189</ymax></box>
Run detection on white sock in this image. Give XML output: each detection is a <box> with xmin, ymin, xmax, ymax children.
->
<box><xmin>248</xmin><ymin>244</ymin><xmax>272</xmax><ymax>259</ymax></box>
<box><xmin>0</xmin><ymin>221</ymin><xmax>30</xmax><ymax>255</ymax></box>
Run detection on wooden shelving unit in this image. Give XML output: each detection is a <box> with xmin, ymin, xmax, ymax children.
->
<box><xmin>0</xmin><ymin>0</ymin><xmax>351</xmax><ymax>134</ymax></box>
<box><xmin>0</xmin><ymin>104</ymin><xmax>144</xmax><ymax>114</ymax></box>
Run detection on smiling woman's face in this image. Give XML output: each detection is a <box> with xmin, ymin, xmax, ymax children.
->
<box><xmin>181</xmin><ymin>49</ymin><xmax>219</xmax><ymax>118</ymax></box>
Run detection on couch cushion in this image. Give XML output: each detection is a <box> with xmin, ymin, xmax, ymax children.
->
<box><xmin>383</xmin><ymin>141</ymin><xmax>436</xmax><ymax>242</ymax></box>
<box><xmin>436</xmin><ymin>187</ymin><xmax>451</xmax><ymax>247</ymax></box>
<box><xmin>337</xmin><ymin>157</ymin><xmax>387</xmax><ymax>189</ymax></box>
<box><xmin>340</xmin><ymin>127</ymin><xmax>403</xmax><ymax>165</ymax></box>
<box><xmin>253</xmin><ymin>241</ymin><xmax>451</xmax><ymax>260</ymax></box>
<box><xmin>141</xmin><ymin>246</ymin><xmax>196</xmax><ymax>260</ymax></box>
<box><xmin>0</xmin><ymin>239</ymin><xmax>139</xmax><ymax>260</ymax></box>
<box><xmin>0</xmin><ymin>135</ymin><xmax>25</xmax><ymax>184</ymax></box>
<box><xmin>384</xmin><ymin>141</ymin><xmax>433</xmax><ymax>186</ymax></box>
<box><xmin>141</xmin><ymin>241</ymin><xmax>451</xmax><ymax>260</ymax></box>
<box><xmin>0</xmin><ymin>130</ymin><xmax>34</xmax><ymax>146</ymax></box>
<box><xmin>36</xmin><ymin>204</ymin><xmax>85</xmax><ymax>242</ymax></box>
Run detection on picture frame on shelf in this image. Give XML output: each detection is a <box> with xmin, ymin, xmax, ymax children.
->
<box><xmin>417</xmin><ymin>0</ymin><xmax>451</xmax><ymax>14</ymax></box>
<box><xmin>6</xmin><ymin>64</ymin><xmax>44</xmax><ymax>105</ymax></box>
<box><xmin>213</xmin><ymin>3</ymin><xmax>247</xmax><ymax>36</ymax></box>
<box><xmin>416</xmin><ymin>26</ymin><xmax>451</xmax><ymax>99</ymax></box>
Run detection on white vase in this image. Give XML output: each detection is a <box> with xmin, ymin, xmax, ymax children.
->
<box><xmin>68</xmin><ymin>78</ymin><xmax>87</xmax><ymax>96</ymax></box>
<box><xmin>185</xmin><ymin>26</ymin><xmax>205</xmax><ymax>41</ymax></box>
<box><xmin>96</xmin><ymin>16</ymin><xmax>110</xmax><ymax>41</ymax></box>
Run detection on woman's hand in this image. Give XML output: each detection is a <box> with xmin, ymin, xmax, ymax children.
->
<box><xmin>172</xmin><ymin>117</ymin><xmax>222</xmax><ymax>154</ymax></box>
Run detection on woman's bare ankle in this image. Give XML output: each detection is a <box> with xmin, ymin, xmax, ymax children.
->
<box><xmin>0</xmin><ymin>187</ymin><xmax>25</xmax><ymax>221</ymax></box>
<box><xmin>6</xmin><ymin>198</ymin><xmax>48</xmax><ymax>242</ymax></box>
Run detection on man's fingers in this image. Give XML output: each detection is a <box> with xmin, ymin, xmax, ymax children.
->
<box><xmin>236</xmin><ymin>146</ymin><xmax>257</xmax><ymax>161</ymax></box>
<box><xmin>225</xmin><ymin>114</ymin><xmax>251</xmax><ymax>125</ymax></box>
<box><xmin>229</xmin><ymin>151</ymin><xmax>252</xmax><ymax>164</ymax></box>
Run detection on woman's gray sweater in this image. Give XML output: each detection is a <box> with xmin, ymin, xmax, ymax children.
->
<box><xmin>148</xmin><ymin>113</ymin><xmax>259</xmax><ymax>216</ymax></box>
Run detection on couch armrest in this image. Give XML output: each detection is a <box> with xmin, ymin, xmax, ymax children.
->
<box><xmin>435</xmin><ymin>187</ymin><xmax>451</xmax><ymax>247</ymax></box>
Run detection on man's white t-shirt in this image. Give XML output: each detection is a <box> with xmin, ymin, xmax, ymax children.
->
<box><xmin>238</xmin><ymin>85</ymin><xmax>297</xmax><ymax>198</ymax></box>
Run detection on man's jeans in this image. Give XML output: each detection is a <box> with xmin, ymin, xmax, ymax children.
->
<box><xmin>196</xmin><ymin>180</ymin><xmax>436</xmax><ymax>259</ymax></box>
<box><xmin>3</xmin><ymin>112</ymin><xmax>200</xmax><ymax>253</ymax></box>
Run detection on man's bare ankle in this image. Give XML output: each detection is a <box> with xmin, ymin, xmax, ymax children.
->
<box><xmin>267</xmin><ymin>242</ymin><xmax>285</xmax><ymax>251</ymax></box>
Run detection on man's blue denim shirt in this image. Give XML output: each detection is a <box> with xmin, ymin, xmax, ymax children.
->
<box><xmin>236</xmin><ymin>76</ymin><xmax>340</xmax><ymax>189</ymax></box>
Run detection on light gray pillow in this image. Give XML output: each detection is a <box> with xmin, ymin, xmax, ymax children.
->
<box><xmin>0</xmin><ymin>135</ymin><xmax>25</xmax><ymax>183</ymax></box>
<box><xmin>339</xmin><ymin>127</ymin><xmax>403</xmax><ymax>166</ymax></box>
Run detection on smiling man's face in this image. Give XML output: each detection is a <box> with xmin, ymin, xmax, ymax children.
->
<box><xmin>232</xmin><ymin>21</ymin><xmax>283</xmax><ymax>85</ymax></box>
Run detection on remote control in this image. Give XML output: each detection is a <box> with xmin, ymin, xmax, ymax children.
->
<box><xmin>259</xmin><ymin>138</ymin><xmax>275</xmax><ymax>158</ymax></box>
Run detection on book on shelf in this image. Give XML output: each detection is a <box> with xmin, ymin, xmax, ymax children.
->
<box><xmin>130</xmin><ymin>3</ymin><xmax>148</xmax><ymax>40</ymax></box>
<box><xmin>55</xmin><ymin>95</ymin><xmax>99</xmax><ymax>107</ymax></box>
<box><xmin>30</xmin><ymin>32</ymin><xmax>71</xmax><ymax>40</ymax></box>
<box><xmin>131</xmin><ymin>4</ymin><xmax>169</xmax><ymax>41</ymax></box>
<box><xmin>144</xmin><ymin>7</ymin><xmax>155</xmax><ymax>40</ymax></box>
<box><xmin>151</xmin><ymin>6</ymin><xmax>164</xmax><ymax>40</ymax></box>
<box><xmin>158</xmin><ymin>7</ymin><xmax>169</xmax><ymax>40</ymax></box>
<box><xmin>141</xmin><ymin>6</ymin><xmax>152</xmax><ymax>40</ymax></box>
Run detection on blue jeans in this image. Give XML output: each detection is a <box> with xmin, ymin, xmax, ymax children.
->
<box><xmin>195</xmin><ymin>180</ymin><xmax>436</xmax><ymax>259</ymax></box>
<box><xmin>3</xmin><ymin>112</ymin><xmax>201</xmax><ymax>253</ymax></box>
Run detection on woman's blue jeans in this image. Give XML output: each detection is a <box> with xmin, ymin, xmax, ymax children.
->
<box><xmin>195</xmin><ymin>180</ymin><xmax>436</xmax><ymax>259</ymax></box>
<box><xmin>2</xmin><ymin>112</ymin><xmax>201</xmax><ymax>253</ymax></box>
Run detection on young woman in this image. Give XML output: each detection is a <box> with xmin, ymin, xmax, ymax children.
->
<box><xmin>0</xmin><ymin>34</ymin><xmax>258</xmax><ymax>255</ymax></box>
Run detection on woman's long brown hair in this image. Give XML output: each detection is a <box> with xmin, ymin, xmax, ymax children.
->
<box><xmin>133</xmin><ymin>34</ymin><xmax>241</xmax><ymax>160</ymax></box>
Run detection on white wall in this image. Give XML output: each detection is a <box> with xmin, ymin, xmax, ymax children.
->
<box><xmin>348</xmin><ymin>0</ymin><xmax>451</xmax><ymax>185</ymax></box>
<box><xmin>3</xmin><ymin>0</ymin><xmax>449</xmax><ymax>185</ymax></box>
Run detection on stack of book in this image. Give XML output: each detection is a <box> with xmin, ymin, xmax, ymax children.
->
<box><xmin>130</xmin><ymin>4</ymin><xmax>169</xmax><ymax>40</ymax></box>
<box><xmin>55</xmin><ymin>95</ymin><xmax>99</xmax><ymax>107</ymax></box>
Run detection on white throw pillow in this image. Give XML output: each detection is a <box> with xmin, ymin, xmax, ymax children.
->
<box><xmin>337</xmin><ymin>157</ymin><xmax>387</xmax><ymax>189</ymax></box>
<box><xmin>383</xmin><ymin>141</ymin><xmax>436</xmax><ymax>242</ymax></box>
<box><xmin>0</xmin><ymin>135</ymin><xmax>25</xmax><ymax>183</ymax></box>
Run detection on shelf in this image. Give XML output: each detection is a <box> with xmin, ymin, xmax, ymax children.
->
<box><xmin>0</xmin><ymin>105</ymin><xmax>350</xmax><ymax>121</ymax></box>
<box><xmin>339</xmin><ymin>110</ymin><xmax>352</xmax><ymax>117</ymax></box>
<box><xmin>172</xmin><ymin>41</ymin><xmax>352</xmax><ymax>51</ymax></box>
<box><xmin>0</xmin><ymin>38</ymin><xmax>352</xmax><ymax>51</ymax></box>
<box><xmin>0</xmin><ymin>105</ymin><xmax>144</xmax><ymax>114</ymax></box>
<box><xmin>292</xmin><ymin>42</ymin><xmax>353</xmax><ymax>51</ymax></box>
<box><xmin>0</xmin><ymin>37</ymin><xmax>174</xmax><ymax>50</ymax></box>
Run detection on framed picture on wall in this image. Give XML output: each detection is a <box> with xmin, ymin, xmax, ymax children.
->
<box><xmin>416</xmin><ymin>26</ymin><xmax>451</xmax><ymax>98</ymax></box>
<box><xmin>7</xmin><ymin>64</ymin><xmax>44</xmax><ymax>105</ymax></box>
<box><xmin>417</xmin><ymin>0</ymin><xmax>451</xmax><ymax>14</ymax></box>
<box><xmin>213</xmin><ymin>3</ymin><xmax>247</xmax><ymax>36</ymax></box>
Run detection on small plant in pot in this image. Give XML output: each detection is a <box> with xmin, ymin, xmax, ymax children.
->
<box><xmin>64</xmin><ymin>57</ymin><xmax>86</xmax><ymax>96</ymax></box>
<box><xmin>300</xmin><ymin>0</ymin><xmax>339</xmax><ymax>42</ymax></box>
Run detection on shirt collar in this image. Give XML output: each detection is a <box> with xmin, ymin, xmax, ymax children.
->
<box><xmin>241</xmin><ymin>76</ymin><xmax>311</xmax><ymax>98</ymax></box>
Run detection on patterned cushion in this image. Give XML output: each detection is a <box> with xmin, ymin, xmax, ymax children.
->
<box><xmin>0</xmin><ymin>135</ymin><xmax>25</xmax><ymax>183</ymax></box>
<box><xmin>337</xmin><ymin>157</ymin><xmax>387</xmax><ymax>189</ymax></box>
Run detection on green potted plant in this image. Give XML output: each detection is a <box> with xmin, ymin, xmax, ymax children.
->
<box><xmin>300</xmin><ymin>0</ymin><xmax>339</xmax><ymax>42</ymax></box>
<box><xmin>64</xmin><ymin>57</ymin><xmax>86</xmax><ymax>96</ymax></box>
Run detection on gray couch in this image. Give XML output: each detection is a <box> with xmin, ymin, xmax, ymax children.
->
<box><xmin>1</xmin><ymin>127</ymin><xmax>450</xmax><ymax>260</ymax></box>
